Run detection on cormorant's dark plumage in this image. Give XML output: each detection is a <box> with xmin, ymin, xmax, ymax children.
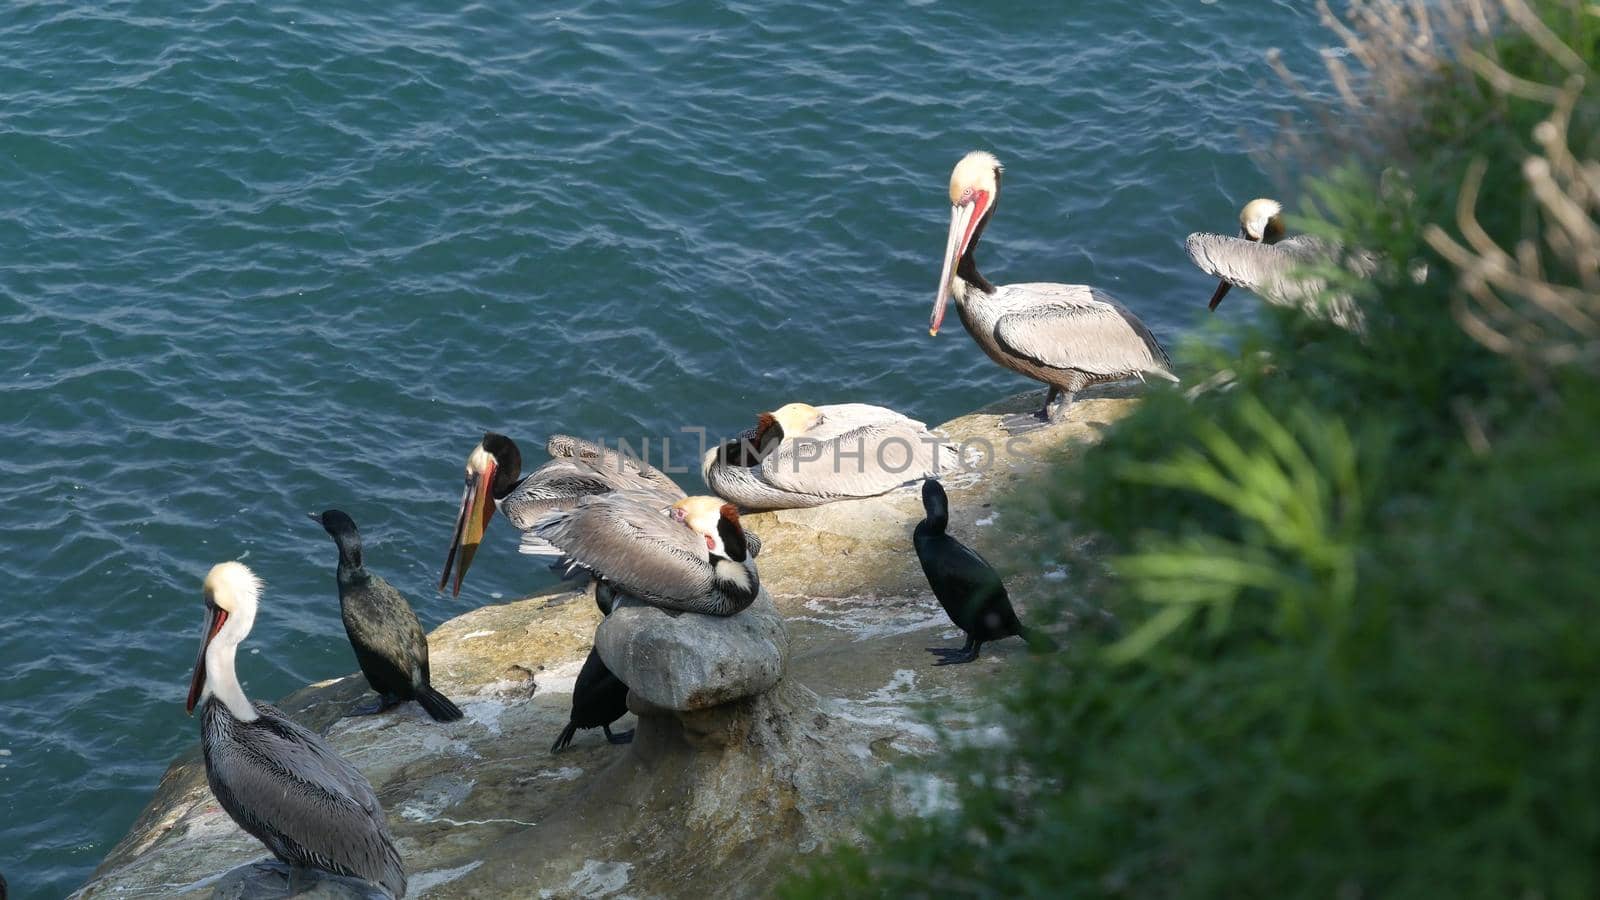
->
<box><xmin>314</xmin><ymin>510</ymin><xmax>463</xmax><ymax>722</ymax></box>
<box><xmin>551</xmin><ymin>646</ymin><xmax>632</xmax><ymax>752</ymax></box>
<box><xmin>913</xmin><ymin>480</ymin><xmax>1048</xmax><ymax>665</ymax></box>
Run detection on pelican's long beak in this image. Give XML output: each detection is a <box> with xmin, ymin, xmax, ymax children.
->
<box><xmin>440</xmin><ymin>454</ymin><xmax>497</xmax><ymax>596</ymax></box>
<box><xmin>931</xmin><ymin>192</ymin><xmax>989</xmax><ymax>336</ymax></box>
<box><xmin>1207</xmin><ymin>280</ymin><xmax>1232</xmax><ymax>311</ymax></box>
<box><xmin>931</xmin><ymin>203</ymin><xmax>973</xmax><ymax>336</ymax></box>
<box><xmin>186</xmin><ymin>603</ymin><xmax>227</xmax><ymax>715</ymax></box>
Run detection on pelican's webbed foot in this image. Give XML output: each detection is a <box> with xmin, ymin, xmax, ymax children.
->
<box><xmin>1000</xmin><ymin>411</ymin><xmax>1051</xmax><ymax>434</ymax></box>
<box><xmin>1001</xmin><ymin>387</ymin><xmax>1075</xmax><ymax>434</ymax></box>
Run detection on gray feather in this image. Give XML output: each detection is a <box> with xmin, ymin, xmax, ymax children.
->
<box><xmin>531</xmin><ymin>495</ymin><xmax>758</xmax><ymax>615</ymax></box>
<box><xmin>704</xmin><ymin>404</ymin><xmax>958</xmax><ymax>510</ymax></box>
<box><xmin>500</xmin><ymin>443</ymin><xmax>685</xmax><ymax>532</ymax></box>
<box><xmin>988</xmin><ymin>284</ymin><xmax>1177</xmax><ymax>381</ymax></box>
<box><xmin>1185</xmin><ymin>232</ymin><xmax>1375</xmax><ymax>330</ymax></box>
<box><xmin>201</xmin><ymin>700</ymin><xmax>406</xmax><ymax>898</ymax></box>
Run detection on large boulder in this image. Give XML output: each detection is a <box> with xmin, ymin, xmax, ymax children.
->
<box><xmin>596</xmin><ymin>590</ymin><xmax>787</xmax><ymax>711</ymax></box>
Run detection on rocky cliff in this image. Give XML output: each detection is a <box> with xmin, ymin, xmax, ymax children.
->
<box><xmin>73</xmin><ymin>389</ymin><xmax>1138</xmax><ymax>899</ymax></box>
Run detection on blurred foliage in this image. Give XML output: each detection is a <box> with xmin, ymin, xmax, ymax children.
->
<box><xmin>783</xmin><ymin>2</ymin><xmax>1600</xmax><ymax>897</ymax></box>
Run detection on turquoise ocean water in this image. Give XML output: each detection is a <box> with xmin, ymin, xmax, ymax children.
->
<box><xmin>0</xmin><ymin>2</ymin><xmax>1335</xmax><ymax>895</ymax></box>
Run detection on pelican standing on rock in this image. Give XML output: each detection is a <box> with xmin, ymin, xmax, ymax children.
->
<box><xmin>703</xmin><ymin>402</ymin><xmax>959</xmax><ymax>511</ymax></box>
<box><xmin>1186</xmin><ymin>198</ymin><xmax>1373</xmax><ymax>330</ymax></box>
<box><xmin>314</xmin><ymin>510</ymin><xmax>463</xmax><ymax>722</ymax></box>
<box><xmin>187</xmin><ymin>562</ymin><xmax>407</xmax><ymax>898</ymax></box>
<box><xmin>441</xmin><ymin>432</ymin><xmax>685</xmax><ymax>596</ymax></box>
<box><xmin>532</xmin><ymin>495</ymin><xmax>760</xmax><ymax>616</ymax></box>
<box><xmin>930</xmin><ymin>151</ymin><xmax>1177</xmax><ymax>432</ymax></box>
<box><xmin>914</xmin><ymin>480</ymin><xmax>1050</xmax><ymax>665</ymax></box>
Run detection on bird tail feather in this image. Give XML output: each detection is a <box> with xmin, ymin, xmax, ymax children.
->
<box><xmin>518</xmin><ymin>532</ymin><xmax>564</xmax><ymax>557</ymax></box>
<box><xmin>551</xmin><ymin>720</ymin><xmax>579</xmax><ymax>753</ymax></box>
<box><xmin>415</xmin><ymin>684</ymin><xmax>464</xmax><ymax>722</ymax></box>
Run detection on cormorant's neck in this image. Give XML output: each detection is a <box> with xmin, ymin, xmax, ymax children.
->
<box><xmin>337</xmin><ymin>559</ymin><xmax>366</xmax><ymax>586</ymax></box>
<box><xmin>333</xmin><ymin>535</ymin><xmax>365</xmax><ymax>580</ymax></box>
<box><xmin>923</xmin><ymin>505</ymin><xmax>948</xmax><ymax>535</ymax></box>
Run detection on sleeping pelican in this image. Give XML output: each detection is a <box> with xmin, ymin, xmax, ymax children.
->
<box><xmin>1185</xmin><ymin>198</ymin><xmax>1374</xmax><ymax>330</ymax></box>
<box><xmin>702</xmin><ymin>402</ymin><xmax>958</xmax><ymax>511</ymax></box>
<box><xmin>440</xmin><ymin>432</ymin><xmax>685</xmax><ymax>595</ymax></box>
<box><xmin>930</xmin><ymin>151</ymin><xmax>1177</xmax><ymax>432</ymax></box>
<box><xmin>187</xmin><ymin>562</ymin><xmax>407</xmax><ymax>898</ymax></box>
<box><xmin>531</xmin><ymin>495</ymin><xmax>759</xmax><ymax>616</ymax></box>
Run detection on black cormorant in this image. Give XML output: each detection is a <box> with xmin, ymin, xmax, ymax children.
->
<box><xmin>313</xmin><ymin>510</ymin><xmax>463</xmax><ymax>722</ymax></box>
<box><xmin>551</xmin><ymin>645</ymin><xmax>633</xmax><ymax>752</ymax></box>
<box><xmin>913</xmin><ymin>479</ymin><xmax>1050</xmax><ymax>664</ymax></box>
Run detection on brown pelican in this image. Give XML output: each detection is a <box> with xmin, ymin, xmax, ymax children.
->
<box><xmin>532</xmin><ymin>495</ymin><xmax>759</xmax><ymax>616</ymax></box>
<box><xmin>440</xmin><ymin>432</ymin><xmax>685</xmax><ymax>595</ymax></box>
<box><xmin>314</xmin><ymin>510</ymin><xmax>463</xmax><ymax>722</ymax></box>
<box><xmin>1185</xmin><ymin>198</ymin><xmax>1374</xmax><ymax>330</ymax></box>
<box><xmin>930</xmin><ymin>151</ymin><xmax>1177</xmax><ymax>432</ymax></box>
<box><xmin>702</xmin><ymin>402</ymin><xmax>959</xmax><ymax>511</ymax></box>
<box><xmin>187</xmin><ymin>562</ymin><xmax>407</xmax><ymax>898</ymax></box>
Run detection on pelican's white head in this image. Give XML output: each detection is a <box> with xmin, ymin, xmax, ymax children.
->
<box><xmin>761</xmin><ymin>402</ymin><xmax>821</xmax><ymax>440</ymax></box>
<box><xmin>668</xmin><ymin>496</ymin><xmax>749</xmax><ymax>562</ymax></box>
<box><xmin>187</xmin><ymin>562</ymin><xmax>261</xmax><ymax>719</ymax></box>
<box><xmin>1239</xmin><ymin>198</ymin><xmax>1285</xmax><ymax>243</ymax></box>
<box><xmin>932</xmin><ymin>151</ymin><xmax>1004</xmax><ymax>336</ymax></box>
<box><xmin>204</xmin><ymin>561</ymin><xmax>262</xmax><ymax>619</ymax></box>
<box><xmin>948</xmin><ymin>151</ymin><xmax>1002</xmax><ymax>206</ymax></box>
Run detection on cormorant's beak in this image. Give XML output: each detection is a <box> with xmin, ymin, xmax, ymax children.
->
<box><xmin>440</xmin><ymin>454</ymin><xmax>497</xmax><ymax>596</ymax></box>
<box><xmin>1207</xmin><ymin>280</ymin><xmax>1232</xmax><ymax>311</ymax></box>
<box><xmin>186</xmin><ymin>603</ymin><xmax>227</xmax><ymax>715</ymax></box>
<box><xmin>931</xmin><ymin>192</ymin><xmax>989</xmax><ymax>336</ymax></box>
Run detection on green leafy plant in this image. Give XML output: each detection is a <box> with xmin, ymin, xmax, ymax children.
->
<box><xmin>1107</xmin><ymin>398</ymin><xmax>1362</xmax><ymax>664</ymax></box>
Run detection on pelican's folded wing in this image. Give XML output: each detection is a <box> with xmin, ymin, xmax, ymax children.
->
<box><xmin>207</xmin><ymin>705</ymin><xmax>406</xmax><ymax>897</ymax></box>
<box><xmin>991</xmin><ymin>285</ymin><xmax>1176</xmax><ymax>381</ymax></box>
<box><xmin>531</xmin><ymin>494</ymin><xmax>712</xmax><ymax>603</ymax></box>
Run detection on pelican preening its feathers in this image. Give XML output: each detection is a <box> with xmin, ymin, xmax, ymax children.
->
<box><xmin>441</xmin><ymin>432</ymin><xmax>686</xmax><ymax>596</ymax></box>
<box><xmin>188</xmin><ymin>563</ymin><xmax>408</xmax><ymax>899</ymax></box>
<box><xmin>704</xmin><ymin>402</ymin><xmax>959</xmax><ymax>511</ymax></box>
<box><xmin>931</xmin><ymin>151</ymin><xmax>1178</xmax><ymax>432</ymax></box>
<box><xmin>1186</xmin><ymin>197</ymin><xmax>1376</xmax><ymax>330</ymax></box>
